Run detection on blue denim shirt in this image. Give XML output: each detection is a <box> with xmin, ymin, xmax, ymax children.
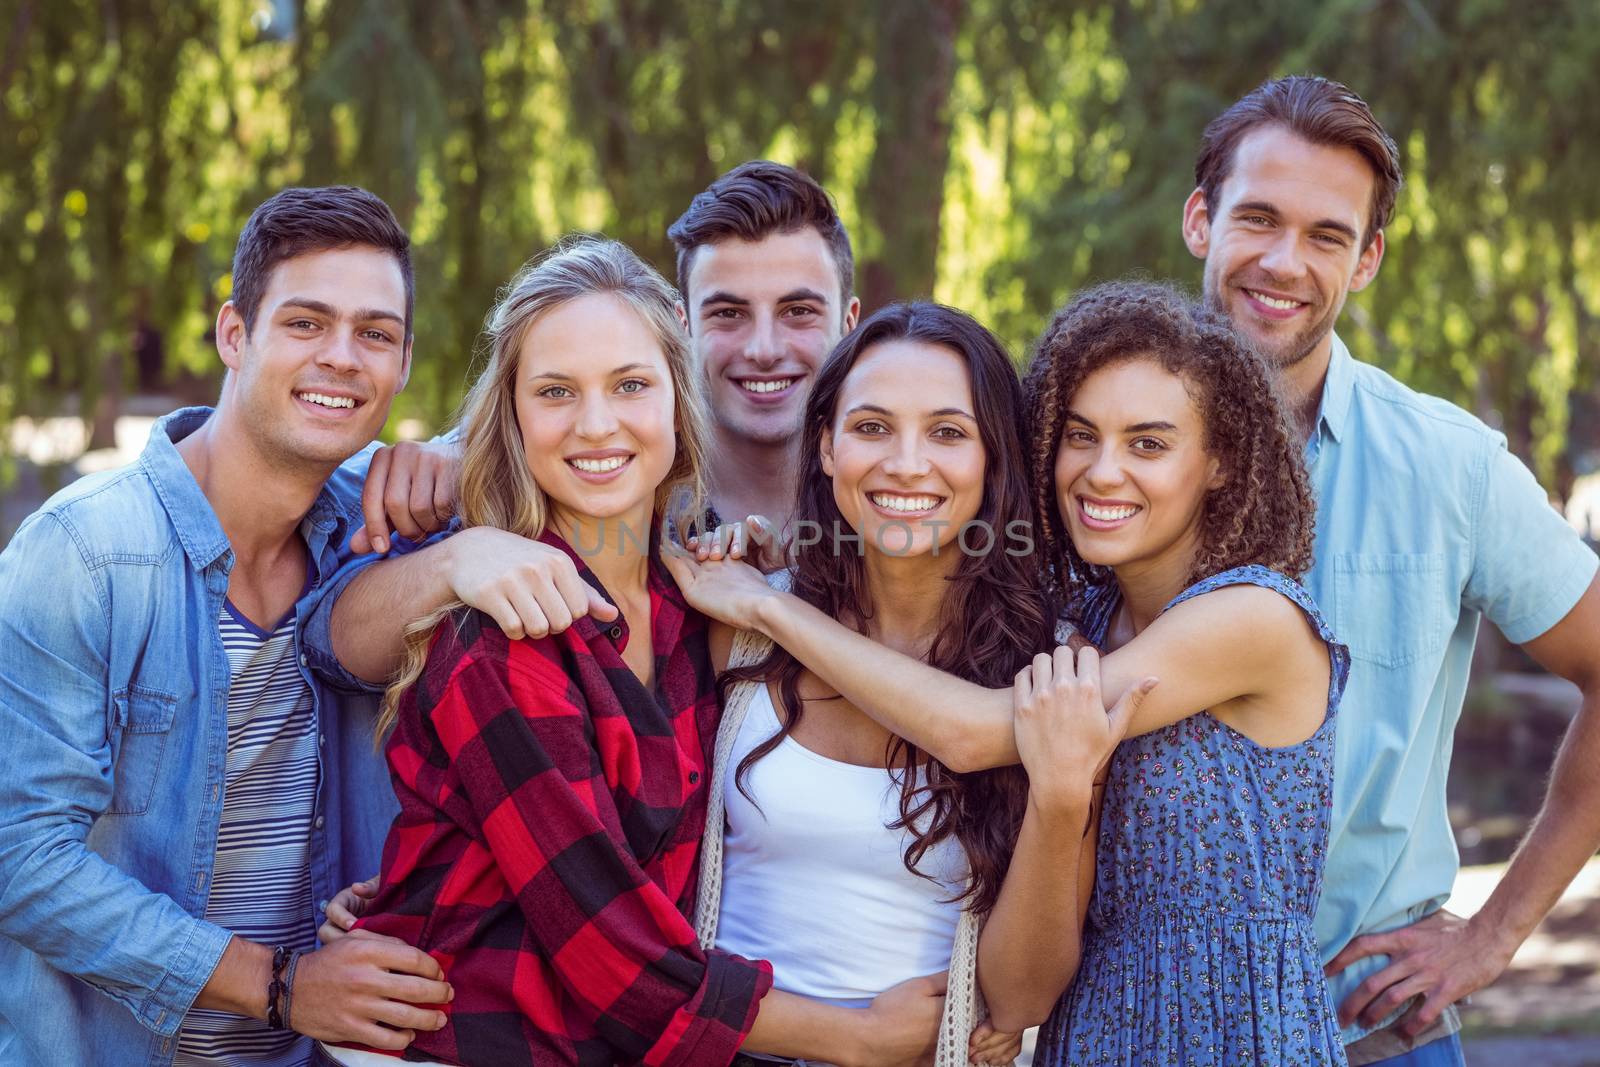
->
<box><xmin>1304</xmin><ymin>336</ymin><xmax>1598</xmax><ymax>1043</ymax></box>
<box><xmin>0</xmin><ymin>408</ymin><xmax>397</xmax><ymax>1067</ymax></box>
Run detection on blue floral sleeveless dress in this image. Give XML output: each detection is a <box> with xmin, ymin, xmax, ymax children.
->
<box><xmin>1035</xmin><ymin>565</ymin><xmax>1351</xmax><ymax>1066</ymax></box>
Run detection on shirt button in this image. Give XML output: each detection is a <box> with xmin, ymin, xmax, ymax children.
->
<box><xmin>318</xmin><ymin>733</ymin><xmax>325</xmax><ymax>748</ymax></box>
<box><xmin>318</xmin><ymin>899</ymin><xmax>330</xmax><ymax>913</ymax></box>
<box><xmin>609</xmin><ymin>626</ymin><xmax>623</xmax><ymax>640</ymax></box>
<box><xmin>314</xmin><ymin>815</ymin><xmax>325</xmax><ymax>830</ymax></box>
<box><xmin>299</xmin><ymin>653</ymin><xmax>308</xmax><ymax>667</ymax></box>
<box><xmin>688</xmin><ymin>771</ymin><xmax>700</xmax><ymax>785</ymax></box>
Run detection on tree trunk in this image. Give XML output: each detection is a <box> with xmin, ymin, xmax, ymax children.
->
<box><xmin>859</xmin><ymin>0</ymin><xmax>964</xmax><ymax>312</ymax></box>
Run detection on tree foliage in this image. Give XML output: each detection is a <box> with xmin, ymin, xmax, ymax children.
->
<box><xmin>3</xmin><ymin>0</ymin><xmax>1596</xmax><ymax>495</ymax></box>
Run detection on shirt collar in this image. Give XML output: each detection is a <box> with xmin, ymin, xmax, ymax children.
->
<box><xmin>536</xmin><ymin>523</ymin><xmax>683</xmax><ymax>651</ymax></box>
<box><xmin>140</xmin><ymin>407</ymin><xmax>232</xmax><ymax>570</ymax></box>
<box><xmin>139</xmin><ymin>405</ymin><xmax>356</xmax><ymax>576</ymax></box>
<box><xmin>1315</xmin><ymin>331</ymin><xmax>1356</xmax><ymax>446</ymax></box>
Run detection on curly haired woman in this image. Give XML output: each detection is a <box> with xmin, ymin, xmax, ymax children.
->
<box><xmin>668</xmin><ymin>281</ymin><xmax>1349</xmax><ymax>1065</ymax></box>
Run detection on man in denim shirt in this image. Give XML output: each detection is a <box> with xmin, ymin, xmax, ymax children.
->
<box><xmin>1182</xmin><ymin>77</ymin><xmax>1600</xmax><ymax>1066</ymax></box>
<box><xmin>0</xmin><ymin>187</ymin><xmax>451</xmax><ymax>1066</ymax></box>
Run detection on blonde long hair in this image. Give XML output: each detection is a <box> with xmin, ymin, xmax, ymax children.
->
<box><xmin>376</xmin><ymin>236</ymin><xmax>711</xmax><ymax>737</ymax></box>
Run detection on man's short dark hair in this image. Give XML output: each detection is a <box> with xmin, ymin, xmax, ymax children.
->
<box><xmin>667</xmin><ymin>161</ymin><xmax>854</xmax><ymax>310</ymax></box>
<box><xmin>1196</xmin><ymin>75</ymin><xmax>1403</xmax><ymax>249</ymax></box>
<box><xmin>231</xmin><ymin>185</ymin><xmax>414</xmax><ymax>341</ymax></box>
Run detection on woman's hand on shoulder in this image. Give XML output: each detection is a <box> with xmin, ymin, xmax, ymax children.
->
<box><xmin>1013</xmin><ymin>645</ymin><xmax>1157</xmax><ymax>817</ymax></box>
<box><xmin>662</xmin><ymin>532</ymin><xmax>787</xmax><ymax>633</ymax></box>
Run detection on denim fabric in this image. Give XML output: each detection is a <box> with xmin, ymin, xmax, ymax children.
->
<box><xmin>0</xmin><ymin>408</ymin><xmax>397</xmax><ymax>1067</ymax></box>
<box><xmin>1364</xmin><ymin>1033</ymin><xmax>1466</xmax><ymax>1067</ymax></box>
<box><xmin>1304</xmin><ymin>337</ymin><xmax>1598</xmax><ymax>1042</ymax></box>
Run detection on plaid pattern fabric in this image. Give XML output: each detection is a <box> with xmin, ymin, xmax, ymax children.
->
<box><xmin>355</xmin><ymin>533</ymin><xmax>772</xmax><ymax>1067</ymax></box>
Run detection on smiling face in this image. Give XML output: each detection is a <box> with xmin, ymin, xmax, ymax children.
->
<box><xmin>1055</xmin><ymin>357</ymin><xmax>1222</xmax><ymax>578</ymax></box>
<box><xmin>513</xmin><ymin>293</ymin><xmax>677</xmax><ymax>537</ymax></box>
<box><xmin>1184</xmin><ymin>125</ymin><xmax>1384</xmax><ymax>378</ymax></box>
<box><xmin>219</xmin><ymin>244</ymin><xmax>411</xmax><ymax>469</ymax></box>
<box><xmin>684</xmin><ymin>228</ymin><xmax>859</xmax><ymax>448</ymax></box>
<box><xmin>821</xmin><ymin>339</ymin><xmax>985</xmax><ymax>560</ymax></box>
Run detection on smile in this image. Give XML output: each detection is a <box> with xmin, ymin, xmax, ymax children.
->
<box><xmin>1078</xmin><ymin>497</ymin><xmax>1142</xmax><ymax>528</ymax></box>
<box><xmin>568</xmin><ymin>455</ymin><xmax>631</xmax><ymax>474</ymax></box>
<box><xmin>869</xmin><ymin>492</ymin><xmax>944</xmax><ymax>515</ymax></box>
<box><xmin>737</xmin><ymin>378</ymin><xmax>796</xmax><ymax>395</ymax></box>
<box><xmin>1244</xmin><ymin>289</ymin><xmax>1305</xmax><ymax>311</ymax></box>
<box><xmin>296</xmin><ymin>391</ymin><xmax>358</xmax><ymax>410</ymax></box>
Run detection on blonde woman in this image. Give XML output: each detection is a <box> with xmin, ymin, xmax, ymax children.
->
<box><xmin>316</xmin><ymin>238</ymin><xmax>946</xmax><ymax>1067</ymax></box>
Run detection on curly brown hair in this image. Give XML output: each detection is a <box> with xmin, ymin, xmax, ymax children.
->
<box><xmin>1023</xmin><ymin>280</ymin><xmax>1315</xmax><ymax>606</ymax></box>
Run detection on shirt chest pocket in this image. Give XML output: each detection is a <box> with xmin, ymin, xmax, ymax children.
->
<box><xmin>108</xmin><ymin>687</ymin><xmax>178</xmax><ymax>815</ymax></box>
<box><xmin>1331</xmin><ymin>552</ymin><xmax>1453</xmax><ymax>669</ymax></box>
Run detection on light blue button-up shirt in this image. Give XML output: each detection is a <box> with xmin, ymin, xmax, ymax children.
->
<box><xmin>0</xmin><ymin>408</ymin><xmax>397</xmax><ymax>1067</ymax></box>
<box><xmin>1304</xmin><ymin>336</ymin><xmax>1597</xmax><ymax>1043</ymax></box>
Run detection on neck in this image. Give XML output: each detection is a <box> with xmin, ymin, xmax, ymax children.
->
<box><xmin>552</xmin><ymin>506</ymin><xmax>652</xmax><ymax>602</ymax></box>
<box><xmin>707</xmin><ymin>423</ymin><xmax>798</xmax><ymax>530</ymax></box>
<box><xmin>1110</xmin><ymin>524</ymin><xmax>1206</xmax><ymax>637</ymax></box>
<box><xmin>175</xmin><ymin>409</ymin><xmax>330</xmax><ymax>566</ymax></box>
<box><xmin>859</xmin><ymin>548</ymin><xmax>957</xmax><ymax>657</ymax></box>
<box><xmin>1284</xmin><ymin>332</ymin><xmax>1335</xmax><ymax>447</ymax></box>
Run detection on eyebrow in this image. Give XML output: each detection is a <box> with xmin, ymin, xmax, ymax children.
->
<box><xmin>1065</xmin><ymin>409</ymin><xmax>1178</xmax><ymax>433</ymax></box>
<box><xmin>697</xmin><ymin>291</ymin><xmax>749</xmax><ymax>310</ymax></box>
<box><xmin>528</xmin><ymin>363</ymin><xmax>654</xmax><ymax>382</ymax></box>
<box><xmin>281</xmin><ymin>298</ymin><xmax>405</xmax><ymax>326</ymax></box>
<box><xmin>1233</xmin><ymin>200</ymin><xmax>1359</xmax><ymax>242</ymax></box>
<box><xmin>778</xmin><ymin>287</ymin><xmax>829</xmax><ymax>305</ymax></box>
<box><xmin>845</xmin><ymin>403</ymin><xmax>976</xmax><ymax>420</ymax></box>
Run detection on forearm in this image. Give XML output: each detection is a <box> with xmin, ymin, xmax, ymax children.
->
<box><xmin>754</xmin><ymin>593</ymin><xmax>1019</xmax><ymax>771</ymax></box>
<box><xmin>329</xmin><ymin>542</ymin><xmax>457</xmax><ymax>683</ymax></box>
<box><xmin>742</xmin><ymin>989</ymin><xmax>868</xmax><ymax>1066</ymax></box>
<box><xmin>193</xmin><ymin>936</ymin><xmax>272</xmax><ymax>1019</ymax></box>
<box><xmin>977</xmin><ymin>795</ymin><xmax>1093</xmax><ymax>1031</ymax></box>
<box><xmin>1473</xmin><ymin>695</ymin><xmax>1600</xmax><ymax>951</ymax></box>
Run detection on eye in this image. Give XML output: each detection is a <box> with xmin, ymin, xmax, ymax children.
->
<box><xmin>288</xmin><ymin>318</ymin><xmax>318</xmax><ymax>330</ymax></box>
<box><xmin>708</xmin><ymin>307</ymin><xmax>744</xmax><ymax>321</ymax></box>
<box><xmin>537</xmin><ymin>384</ymin><xmax>573</xmax><ymax>399</ymax></box>
<box><xmin>1311</xmin><ymin>232</ymin><xmax>1348</xmax><ymax>247</ymax></box>
<box><xmin>1064</xmin><ymin>428</ymin><xmax>1095</xmax><ymax>445</ymax></box>
<box><xmin>932</xmin><ymin>424</ymin><xmax>967</xmax><ymax>440</ymax></box>
<box><xmin>616</xmin><ymin>378</ymin><xmax>649</xmax><ymax>394</ymax></box>
<box><xmin>1242</xmin><ymin>214</ymin><xmax>1272</xmax><ymax>227</ymax></box>
<box><xmin>362</xmin><ymin>329</ymin><xmax>394</xmax><ymax>343</ymax></box>
<box><xmin>782</xmin><ymin>304</ymin><xmax>819</xmax><ymax>319</ymax></box>
<box><xmin>1131</xmin><ymin>436</ymin><xmax>1168</xmax><ymax>453</ymax></box>
<box><xmin>854</xmin><ymin>420</ymin><xmax>888</xmax><ymax>435</ymax></box>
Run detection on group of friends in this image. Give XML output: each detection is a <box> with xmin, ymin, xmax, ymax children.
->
<box><xmin>1</xmin><ymin>74</ymin><xmax>1598</xmax><ymax>1067</ymax></box>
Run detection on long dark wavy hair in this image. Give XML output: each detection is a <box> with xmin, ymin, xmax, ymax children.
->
<box><xmin>1023</xmin><ymin>280</ymin><xmax>1315</xmax><ymax>607</ymax></box>
<box><xmin>725</xmin><ymin>301</ymin><xmax>1054</xmax><ymax>916</ymax></box>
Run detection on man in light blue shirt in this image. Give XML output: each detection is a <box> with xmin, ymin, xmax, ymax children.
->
<box><xmin>0</xmin><ymin>187</ymin><xmax>451</xmax><ymax>1066</ymax></box>
<box><xmin>1181</xmin><ymin>76</ymin><xmax>1600</xmax><ymax>1066</ymax></box>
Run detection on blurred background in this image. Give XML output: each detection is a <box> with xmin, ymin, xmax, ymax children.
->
<box><xmin>2</xmin><ymin>0</ymin><xmax>1597</xmax><ymax>1057</ymax></box>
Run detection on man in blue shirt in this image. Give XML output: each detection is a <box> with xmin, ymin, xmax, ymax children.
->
<box><xmin>0</xmin><ymin>187</ymin><xmax>452</xmax><ymax>1066</ymax></box>
<box><xmin>1181</xmin><ymin>76</ymin><xmax>1600</xmax><ymax>1066</ymax></box>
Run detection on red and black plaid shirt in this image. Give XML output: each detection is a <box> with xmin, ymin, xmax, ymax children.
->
<box><xmin>356</xmin><ymin>533</ymin><xmax>772</xmax><ymax>1066</ymax></box>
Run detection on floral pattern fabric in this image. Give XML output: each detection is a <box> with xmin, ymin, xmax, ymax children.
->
<box><xmin>1036</xmin><ymin>565</ymin><xmax>1351</xmax><ymax>1066</ymax></box>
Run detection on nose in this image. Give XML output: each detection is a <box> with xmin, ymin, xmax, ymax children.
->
<box><xmin>742</xmin><ymin>310</ymin><xmax>783</xmax><ymax>370</ymax></box>
<box><xmin>574</xmin><ymin>392</ymin><xmax>620</xmax><ymax>441</ymax></box>
<box><xmin>1257</xmin><ymin>229</ymin><xmax>1307</xmax><ymax>284</ymax></box>
<box><xmin>882</xmin><ymin>433</ymin><xmax>931</xmax><ymax>481</ymax></box>
<box><xmin>315</xmin><ymin>330</ymin><xmax>363</xmax><ymax>375</ymax></box>
<box><xmin>1083</xmin><ymin>443</ymin><xmax>1125</xmax><ymax>493</ymax></box>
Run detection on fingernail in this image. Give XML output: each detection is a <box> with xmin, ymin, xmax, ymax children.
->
<box><xmin>376</xmin><ymin>536</ymin><xmax>389</xmax><ymax>553</ymax></box>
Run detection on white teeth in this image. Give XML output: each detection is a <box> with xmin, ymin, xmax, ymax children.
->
<box><xmin>739</xmin><ymin>378</ymin><xmax>795</xmax><ymax>394</ymax></box>
<box><xmin>1248</xmin><ymin>290</ymin><xmax>1302</xmax><ymax>310</ymax></box>
<box><xmin>570</xmin><ymin>455</ymin><xmax>628</xmax><ymax>473</ymax></box>
<box><xmin>299</xmin><ymin>391</ymin><xmax>356</xmax><ymax>409</ymax></box>
<box><xmin>1083</xmin><ymin>501</ymin><xmax>1139</xmax><ymax>521</ymax></box>
<box><xmin>870</xmin><ymin>493</ymin><xmax>941</xmax><ymax>513</ymax></box>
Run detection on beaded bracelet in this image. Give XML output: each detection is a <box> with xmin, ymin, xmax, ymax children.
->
<box><xmin>266</xmin><ymin>944</ymin><xmax>291</xmax><ymax>1030</ymax></box>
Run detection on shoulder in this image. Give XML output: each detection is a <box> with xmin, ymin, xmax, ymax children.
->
<box><xmin>1347</xmin><ymin>360</ymin><xmax>1504</xmax><ymax>452</ymax></box>
<box><xmin>422</xmin><ymin>607</ymin><xmax>584</xmax><ymax>709</ymax></box>
<box><xmin>31</xmin><ymin>463</ymin><xmax>178</xmax><ymax>564</ymax></box>
<box><xmin>1162</xmin><ymin>576</ymin><xmax>1319</xmax><ymax>656</ymax></box>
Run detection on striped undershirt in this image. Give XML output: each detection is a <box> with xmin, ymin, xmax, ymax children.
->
<box><xmin>175</xmin><ymin>601</ymin><xmax>319</xmax><ymax>1066</ymax></box>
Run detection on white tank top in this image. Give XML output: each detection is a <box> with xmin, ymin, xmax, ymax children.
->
<box><xmin>712</xmin><ymin>683</ymin><xmax>968</xmax><ymax>1007</ymax></box>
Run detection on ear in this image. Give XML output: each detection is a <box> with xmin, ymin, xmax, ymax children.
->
<box><xmin>819</xmin><ymin>427</ymin><xmax>836</xmax><ymax>477</ymax></box>
<box><xmin>841</xmin><ymin>296</ymin><xmax>861</xmax><ymax>334</ymax></box>
<box><xmin>675</xmin><ymin>299</ymin><xmax>691</xmax><ymax>334</ymax></box>
<box><xmin>1181</xmin><ymin>187</ymin><xmax>1211</xmax><ymax>261</ymax></box>
<box><xmin>1205</xmin><ymin>454</ymin><xmax>1226</xmax><ymax>491</ymax></box>
<box><xmin>215</xmin><ymin>301</ymin><xmax>248</xmax><ymax>373</ymax></box>
<box><xmin>1348</xmin><ymin>230</ymin><xmax>1385</xmax><ymax>294</ymax></box>
<box><xmin>396</xmin><ymin>337</ymin><xmax>414</xmax><ymax>393</ymax></box>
